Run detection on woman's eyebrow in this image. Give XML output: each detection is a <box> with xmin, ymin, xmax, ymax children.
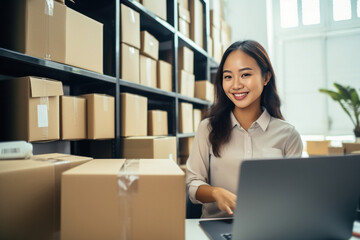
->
<box><xmin>238</xmin><ymin>67</ymin><xmax>252</xmax><ymax>72</ymax></box>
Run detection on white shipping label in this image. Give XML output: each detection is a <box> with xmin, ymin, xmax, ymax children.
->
<box><xmin>37</xmin><ymin>104</ymin><xmax>49</xmax><ymax>128</ymax></box>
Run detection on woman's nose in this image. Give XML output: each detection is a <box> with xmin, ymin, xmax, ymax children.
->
<box><xmin>232</xmin><ymin>76</ymin><xmax>244</xmax><ymax>89</ymax></box>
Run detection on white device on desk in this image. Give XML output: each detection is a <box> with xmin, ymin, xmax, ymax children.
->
<box><xmin>0</xmin><ymin>141</ymin><xmax>33</xmax><ymax>159</ymax></box>
<box><xmin>199</xmin><ymin>154</ymin><xmax>360</xmax><ymax>240</ymax></box>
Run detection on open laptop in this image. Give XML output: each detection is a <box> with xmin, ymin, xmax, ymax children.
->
<box><xmin>199</xmin><ymin>154</ymin><xmax>360</xmax><ymax>240</ymax></box>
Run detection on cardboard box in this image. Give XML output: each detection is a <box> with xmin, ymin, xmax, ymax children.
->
<box><xmin>120</xmin><ymin>93</ymin><xmax>148</xmax><ymax>137</ymax></box>
<box><xmin>210</xmin><ymin>10</ymin><xmax>220</xmax><ymax>28</ymax></box>
<box><xmin>190</xmin><ymin>0</ymin><xmax>204</xmax><ymax>48</ymax></box>
<box><xmin>179</xmin><ymin>137</ymin><xmax>194</xmax><ymax>157</ymax></box>
<box><xmin>61</xmin><ymin>159</ymin><xmax>185</xmax><ymax>240</ymax></box>
<box><xmin>60</xmin><ymin>96</ymin><xmax>86</xmax><ymax>140</ymax></box>
<box><xmin>121</xmin><ymin>4</ymin><xmax>140</xmax><ymax>48</ymax></box>
<box><xmin>178</xmin><ymin>70</ymin><xmax>195</xmax><ymax>98</ymax></box>
<box><xmin>81</xmin><ymin>94</ymin><xmax>115</xmax><ymax>139</ymax></box>
<box><xmin>193</xmin><ymin>108</ymin><xmax>202</xmax><ymax>131</ymax></box>
<box><xmin>328</xmin><ymin>147</ymin><xmax>345</xmax><ymax>156</ymax></box>
<box><xmin>343</xmin><ymin>143</ymin><xmax>360</xmax><ymax>154</ymax></box>
<box><xmin>0</xmin><ymin>155</ymin><xmax>92</xmax><ymax>239</ymax></box>
<box><xmin>178</xmin><ymin>4</ymin><xmax>190</xmax><ymax>23</ymax></box>
<box><xmin>306</xmin><ymin>141</ymin><xmax>331</xmax><ymax>156</ymax></box>
<box><xmin>148</xmin><ymin>110</ymin><xmax>168</xmax><ymax>136</ymax></box>
<box><xmin>210</xmin><ymin>25</ymin><xmax>221</xmax><ymax>42</ymax></box>
<box><xmin>121</xmin><ymin>137</ymin><xmax>176</xmax><ymax>160</ymax></box>
<box><xmin>140</xmin><ymin>54</ymin><xmax>157</xmax><ymax>88</ymax></box>
<box><xmin>121</xmin><ymin>43</ymin><xmax>140</xmax><ymax>84</ymax></box>
<box><xmin>178</xmin><ymin>0</ymin><xmax>189</xmax><ymax>9</ymax></box>
<box><xmin>195</xmin><ymin>80</ymin><xmax>214</xmax><ymax>102</ymax></box>
<box><xmin>179</xmin><ymin>102</ymin><xmax>194</xmax><ymax>133</ymax></box>
<box><xmin>178</xmin><ymin>46</ymin><xmax>194</xmax><ymax>73</ymax></box>
<box><xmin>140</xmin><ymin>31</ymin><xmax>159</xmax><ymax>60</ymax></box>
<box><xmin>157</xmin><ymin>60</ymin><xmax>172</xmax><ymax>92</ymax></box>
<box><xmin>142</xmin><ymin>0</ymin><xmax>167</xmax><ymax>21</ymax></box>
<box><xmin>1</xmin><ymin>0</ymin><xmax>103</xmax><ymax>73</ymax></box>
<box><xmin>208</xmin><ymin>37</ymin><xmax>213</xmax><ymax>57</ymax></box>
<box><xmin>213</xmin><ymin>39</ymin><xmax>222</xmax><ymax>63</ymax></box>
<box><xmin>0</xmin><ymin>76</ymin><xmax>63</xmax><ymax>142</ymax></box>
<box><xmin>179</xmin><ymin>18</ymin><xmax>190</xmax><ymax>38</ymax></box>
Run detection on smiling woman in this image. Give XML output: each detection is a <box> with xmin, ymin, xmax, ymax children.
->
<box><xmin>186</xmin><ymin>40</ymin><xmax>303</xmax><ymax>219</ymax></box>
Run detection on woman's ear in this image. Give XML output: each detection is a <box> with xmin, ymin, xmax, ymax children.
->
<box><xmin>264</xmin><ymin>72</ymin><xmax>271</xmax><ymax>86</ymax></box>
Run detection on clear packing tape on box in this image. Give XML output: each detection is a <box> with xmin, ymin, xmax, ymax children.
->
<box><xmin>45</xmin><ymin>0</ymin><xmax>54</xmax><ymax>60</ymax></box>
<box><xmin>117</xmin><ymin>159</ymin><xmax>139</xmax><ymax>240</ymax></box>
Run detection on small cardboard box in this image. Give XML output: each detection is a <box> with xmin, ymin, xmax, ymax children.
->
<box><xmin>306</xmin><ymin>141</ymin><xmax>331</xmax><ymax>156</ymax></box>
<box><xmin>140</xmin><ymin>31</ymin><xmax>159</xmax><ymax>60</ymax></box>
<box><xmin>157</xmin><ymin>60</ymin><xmax>172</xmax><ymax>92</ymax></box>
<box><xmin>60</xmin><ymin>96</ymin><xmax>86</xmax><ymax>140</ymax></box>
<box><xmin>0</xmin><ymin>76</ymin><xmax>63</xmax><ymax>142</ymax></box>
<box><xmin>121</xmin><ymin>4</ymin><xmax>140</xmax><ymax>48</ymax></box>
<box><xmin>178</xmin><ymin>46</ymin><xmax>194</xmax><ymax>73</ymax></box>
<box><xmin>193</xmin><ymin>108</ymin><xmax>202</xmax><ymax>132</ymax></box>
<box><xmin>178</xmin><ymin>18</ymin><xmax>190</xmax><ymax>38</ymax></box>
<box><xmin>142</xmin><ymin>0</ymin><xmax>167</xmax><ymax>21</ymax></box>
<box><xmin>178</xmin><ymin>4</ymin><xmax>190</xmax><ymax>23</ymax></box>
<box><xmin>195</xmin><ymin>80</ymin><xmax>214</xmax><ymax>102</ymax></box>
<box><xmin>342</xmin><ymin>143</ymin><xmax>360</xmax><ymax>154</ymax></box>
<box><xmin>179</xmin><ymin>102</ymin><xmax>194</xmax><ymax>133</ymax></box>
<box><xmin>61</xmin><ymin>159</ymin><xmax>185</xmax><ymax>240</ymax></box>
<box><xmin>190</xmin><ymin>0</ymin><xmax>204</xmax><ymax>48</ymax></box>
<box><xmin>121</xmin><ymin>137</ymin><xmax>176</xmax><ymax>160</ymax></box>
<box><xmin>179</xmin><ymin>137</ymin><xmax>194</xmax><ymax>157</ymax></box>
<box><xmin>120</xmin><ymin>93</ymin><xmax>148</xmax><ymax>137</ymax></box>
<box><xmin>178</xmin><ymin>70</ymin><xmax>195</xmax><ymax>98</ymax></box>
<box><xmin>148</xmin><ymin>110</ymin><xmax>168</xmax><ymax>136</ymax></box>
<box><xmin>140</xmin><ymin>54</ymin><xmax>157</xmax><ymax>88</ymax></box>
<box><xmin>81</xmin><ymin>94</ymin><xmax>115</xmax><ymax>139</ymax></box>
<box><xmin>328</xmin><ymin>147</ymin><xmax>345</xmax><ymax>156</ymax></box>
<box><xmin>121</xmin><ymin>43</ymin><xmax>140</xmax><ymax>84</ymax></box>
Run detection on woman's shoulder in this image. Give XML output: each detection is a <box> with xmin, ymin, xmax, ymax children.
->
<box><xmin>198</xmin><ymin>118</ymin><xmax>211</xmax><ymax>131</ymax></box>
<box><xmin>269</xmin><ymin>117</ymin><xmax>297</xmax><ymax>132</ymax></box>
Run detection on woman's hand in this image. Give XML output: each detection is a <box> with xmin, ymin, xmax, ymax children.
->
<box><xmin>211</xmin><ymin>187</ymin><xmax>237</xmax><ymax>215</ymax></box>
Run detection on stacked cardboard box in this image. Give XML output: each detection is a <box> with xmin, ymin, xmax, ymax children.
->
<box><xmin>195</xmin><ymin>80</ymin><xmax>214</xmax><ymax>102</ymax></box>
<box><xmin>209</xmin><ymin>1</ymin><xmax>222</xmax><ymax>63</ymax></box>
<box><xmin>60</xmin><ymin>96</ymin><xmax>87</xmax><ymax>140</ymax></box>
<box><xmin>157</xmin><ymin>60</ymin><xmax>172</xmax><ymax>91</ymax></box>
<box><xmin>140</xmin><ymin>0</ymin><xmax>167</xmax><ymax>21</ymax></box>
<box><xmin>121</xmin><ymin>4</ymin><xmax>140</xmax><ymax>84</ymax></box>
<box><xmin>148</xmin><ymin>110</ymin><xmax>168</xmax><ymax>136</ymax></box>
<box><xmin>140</xmin><ymin>31</ymin><xmax>159</xmax><ymax>88</ymax></box>
<box><xmin>178</xmin><ymin>4</ymin><xmax>191</xmax><ymax>38</ymax></box>
<box><xmin>179</xmin><ymin>137</ymin><xmax>194</xmax><ymax>165</ymax></box>
<box><xmin>178</xmin><ymin>46</ymin><xmax>195</xmax><ymax>97</ymax></box>
<box><xmin>189</xmin><ymin>0</ymin><xmax>204</xmax><ymax>48</ymax></box>
<box><xmin>179</xmin><ymin>102</ymin><xmax>194</xmax><ymax>133</ymax></box>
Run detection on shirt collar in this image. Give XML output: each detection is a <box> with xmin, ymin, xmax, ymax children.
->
<box><xmin>230</xmin><ymin>108</ymin><xmax>271</xmax><ymax>132</ymax></box>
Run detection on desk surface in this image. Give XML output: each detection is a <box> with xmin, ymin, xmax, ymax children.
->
<box><xmin>185</xmin><ymin>219</ymin><xmax>360</xmax><ymax>240</ymax></box>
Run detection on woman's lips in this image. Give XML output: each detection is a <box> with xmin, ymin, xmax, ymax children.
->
<box><xmin>233</xmin><ymin>92</ymin><xmax>248</xmax><ymax>100</ymax></box>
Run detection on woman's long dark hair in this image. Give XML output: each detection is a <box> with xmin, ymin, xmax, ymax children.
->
<box><xmin>207</xmin><ymin>40</ymin><xmax>283</xmax><ymax>157</ymax></box>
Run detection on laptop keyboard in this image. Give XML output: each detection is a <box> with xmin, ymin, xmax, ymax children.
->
<box><xmin>221</xmin><ymin>233</ymin><xmax>232</xmax><ymax>240</ymax></box>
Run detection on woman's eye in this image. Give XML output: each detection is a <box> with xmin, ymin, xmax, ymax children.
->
<box><xmin>224</xmin><ymin>75</ymin><xmax>232</xmax><ymax>79</ymax></box>
<box><xmin>241</xmin><ymin>73</ymin><xmax>251</xmax><ymax>78</ymax></box>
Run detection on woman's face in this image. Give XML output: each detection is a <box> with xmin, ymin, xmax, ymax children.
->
<box><xmin>222</xmin><ymin>49</ymin><xmax>269</xmax><ymax>111</ymax></box>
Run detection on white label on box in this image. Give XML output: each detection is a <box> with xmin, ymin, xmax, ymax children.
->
<box><xmin>103</xmin><ymin>96</ymin><xmax>108</xmax><ymax>112</ymax></box>
<box><xmin>37</xmin><ymin>104</ymin><xmax>49</xmax><ymax>128</ymax></box>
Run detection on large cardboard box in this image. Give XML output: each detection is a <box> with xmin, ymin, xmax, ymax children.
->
<box><xmin>179</xmin><ymin>137</ymin><xmax>194</xmax><ymax>157</ymax></box>
<box><xmin>306</xmin><ymin>141</ymin><xmax>331</xmax><ymax>156</ymax></box>
<box><xmin>1</xmin><ymin>0</ymin><xmax>103</xmax><ymax>73</ymax></box>
<box><xmin>195</xmin><ymin>80</ymin><xmax>214</xmax><ymax>102</ymax></box>
<box><xmin>178</xmin><ymin>46</ymin><xmax>194</xmax><ymax>73</ymax></box>
<box><xmin>81</xmin><ymin>94</ymin><xmax>115</xmax><ymax>139</ymax></box>
<box><xmin>121</xmin><ymin>137</ymin><xmax>176</xmax><ymax>160</ymax></box>
<box><xmin>193</xmin><ymin>108</ymin><xmax>202</xmax><ymax>131</ymax></box>
<box><xmin>140</xmin><ymin>54</ymin><xmax>157</xmax><ymax>88</ymax></box>
<box><xmin>179</xmin><ymin>17</ymin><xmax>190</xmax><ymax>38</ymax></box>
<box><xmin>178</xmin><ymin>70</ymin><xmax>195</xmax><ymax>98</ymax></box>
<box><xmin>0</xmin><ymin>155</ymin><xmax>92</xmax><ymax>240</ymax></box>
<box><xmin>140</xmin><ymin>31</ymin><xmax>159</xmax><ymax>60</ymax></box>
<box><xmin>148</xmin><ymin>110</ymin><xmax>168</xmax><ymax>136</ymax></box>
<box><xmin>0</xmin><ymin>76</ymin><xmax>63</xmax><ymax>142</ymax></box>
<box><xmin>121</xmin><ymin>43</ymin><xmax>140</xmax><ymax>84</ymax></box>
<box><xmin>178</xmin><ymin>0</ymin><xmax>189</xmax><ymax>9</ymax></box>
<box><xmin>328</xmin><ymin>146</ymin><xmax>345</xmax><ymax>156</ymax></box>
<box><xmin>121</xmin><ymin>93</ymin><xmax>148</xmax><ymax>137</ymax></box>
<box><xmin>60</xmin><ymin>96</ymin><xmax>86</xmax><ymax>140</ymax></box>
<box><xmin>179</xmin><ymin>102</ymin><xmax>194</xmax><ymax>133</ymax></box>
<box><xmin>142</xmin><ymin>0</ymin><xmax>167</xmax><ymax>21</ymax></box>
<box><xmin>157</xmin><ymin>60</ymin><xmax>172</xmax><ymax>92</ymax></box>
<box><xmin>61</xmin><ymin>159</ymin><xmax>185</xmax><ymax>240</ymax></box>
<box><xmin>189</xmin><ymin>0</ymin><xmax>203</xmax><ymax>48</ymax></box>
<box><xmin>343</xmin><ymin>143</ymin><xmax>360</xmax><ymax>154</ymax></box>
<box><xmin>121</xmin><ymin>4</ymin><xmax>140</xmax><ymax>48</ymax></box>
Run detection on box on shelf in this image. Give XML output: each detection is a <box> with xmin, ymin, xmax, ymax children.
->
<box><xmin>342</xmin><ymin>143</ymin><xmax>360</xmax><ymax>154</ymax></box>
<box><xmin>328</xmin><ymin>147</ymin><xmax>345</xmax><ymax>156</ymax></box>
<box><xmin>306</xmin><ymin>141</ymin><xmax>331</xmax><ymax>156</ymax></box>
<box><xmin>210</xmin><ymin>10</ymin><xmax>220</xmax><ymax>28</ymax></box>
<box><xmin>195</xmin><ymin>80</ymin><xmax>214</xmax><ymax>102</ymax></box>
<box><xmin>141</xmin><ymin>0</ymin><xmax>167</xmax><ymax>21</ymax></box>
<box><xmin>121</xmin><ymin>136</ymin><xmax>176</xmax><ymax>160</ymax></box>
<box><xmin>213</xmin><ymin>39</ymin><xmax>222</xmax><ymax>63</ymax></box>
<box><xmin>2</xmin><ymin>0</ymin><xmax>103</xmax><ymax>73</ymax></box>
<box><xmin>81</xmin><ymin>94</ymin><xmax>115</xmax><ymax>140</ymax></box>
<box><xmin>178</xmin><ymin>4</ymin><xmax>191</xmax><ymax>23</ymax></box>
<box><xmin>179</xmin><ymin>137</ymin><xmax>194</xmax><ymax>157</ymax></box>
<box><xmin>140</xmin><ymin>31</ymin><xmax>159</xmax><ymax>60</ymax></box>
<box><xmin>178</xmin><ymin>46</ymin><xmax>194</xmax><ymax>73</ymax></box>
<box><xmin>60</xmin><ymin>96</ymin><xmax>86</xmax><ymax>140</ymax></box>
<box><xmin>120</xmin><ymin>93</ymin><xmax>148</xmax><ymax>137</ymax></box>
<box><xmin>179</xmin><ymin>102</ymin><xmax>194</xmax><ymax>133</ymax></box>
<box><xmin>210</xmin><ymin>25</ymin><xmax>221</xmax><ymax>42</ymax></box>
<box><xmin>208</xmin><ymin>37</ymin><xmax>213</xmax><ymax>57</ymax></box>
<box><xmin>193</xmin><ymin>108</ymin><xmax>202</xmax><ymax>132</ymax></box>
<box><xmin>0</xmin><ymin>76</ymin><xmax>63</xmax><ymax>142</ymax></box>
<box><xmin>121</xmin><ymin>43</ymin><xmax>140</xmax><ymax>84</ymax></box>
<box><xmin>148</xmin><ymin>110</ymin><xmax>168</xmax><ymax>136</ymax></box>
<box><xmin>61</xmin><ymin>159</ymin><xmax>185</xmax><ymax>240</ymax></box>
<box><xmin>157</xmin><ymin>60</ymin><xmax>172</xmax><ymax>92</ymax></box>
<box><xmin>121</xmin><ymin>4</ymin><xmax>140</xmax><ymax>49</ymax></box>
<box><xmin>140</xmin><ymin>54</ymin><xmax>157</xmax><ymax>88</ymax></box>
<box><xmin>178</xmin><ymin>70</ymin><xmax>195</xmax><ymax>98</ymax></box>
<box><xmin>190</xmin><ymin>0</ymin><xmax>204</xmax><ymax>48</ymax></box>
<box><xmin>178</xmin><ymin>0</ymin><xmax>189</xmax><ymax>9</ymax></box>
<box><xmin>179</xmin><ymin>17</ymin><xmax>190</xmax><ymax>38</ymax></box>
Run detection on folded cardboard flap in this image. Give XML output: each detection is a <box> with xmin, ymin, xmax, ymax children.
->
<box><xmin>30</xmin><ymin>77</ymin><xmax>64</xmax><ymax>97</ymax></box>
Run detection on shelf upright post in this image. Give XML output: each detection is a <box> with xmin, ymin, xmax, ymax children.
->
<box><xmin>173</xmin><ymin>0</ymin><xmax>180</xmax><ymax>165</ymax></box>
<box><xmin>114</xmin><ymin>0</ymin><xmax>121</xmax><ymax>157</ymax></box>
